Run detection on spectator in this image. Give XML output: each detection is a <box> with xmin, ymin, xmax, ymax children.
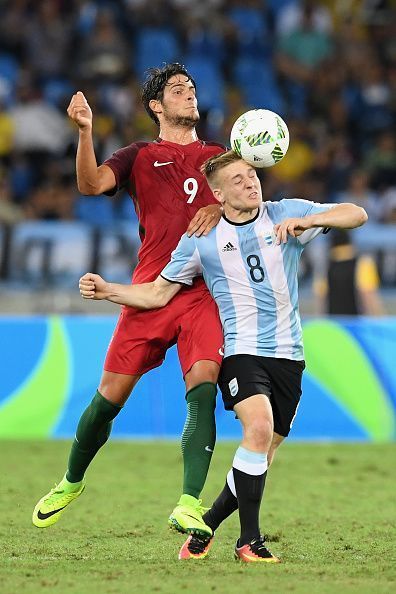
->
<box><xmin>0</xmin><ymin>101</ymin><xmax>14</xmax><ymax>162</ymax></box>
<box><xmin>0</xmin><ymin>170</ymin><xmax>24</xmax><ymax>224</ymax></box>
<box><xmin>364</xmin><ymin>131</ymin><xmax>396</xmax><ymax>192</ymax></box>
<box><xmin>23</xmin><ymin>0</ymin><xmax>72</xmax><ymax>80</ymax></box>
<box><xmin>77</xmin><ymin>10</ymin><xmax>130</xmax><ymax>82</ymax></box>
<box><xmin>315</xmin><ymin>229</ymin><xmax>386</xmax><ymax>316</ymax></box>
<box><xmin>336</xmin><ymin>169</ymin><xmax>382</xmax><ymax>222</ymax></box>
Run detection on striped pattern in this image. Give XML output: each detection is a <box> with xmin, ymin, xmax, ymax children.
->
<box><xmin>232</xmin><ymin>137</ymin><xmax>242</xmax><ymax>156</ymax></box>
<box><xmin>276</xmin><ymin>117</ymin><xmax>286</xmax><ymax>139</ymax></box>
<box><xmin>181</xmin><ymin>401</ymin><xmax>199</xmax><ymax>452</ymax></box>
<box><xmin>162</xmin><ymin>199</ymin><xmax>335</xmax><ymax>360</ymax></box>
<box><xmin>245</xmin><ymin>131</ymin><xmax>273</xmax><ymax>147</ymax></box>
<box><xmin>270</xmin><ymin>144</ymin><xmax>284</xmax><ymax>163</ymax></box>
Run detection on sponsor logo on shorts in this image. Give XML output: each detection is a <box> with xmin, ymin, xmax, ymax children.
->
<box><xmin>218</xmin><ymin>346</ymin><xmax>224</xmax><ymax>357</ymax></box>
<box><xmin>229</xmin><ymin>377</ymin><xmax>239</xmax><ymax>397</ymax></box>
<box><xmin>205</xmin><ymin>446</ymin><xmax>213</xmax><ymax>453</ymax></box>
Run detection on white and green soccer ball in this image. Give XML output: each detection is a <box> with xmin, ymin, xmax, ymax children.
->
<box><xmin>230</xmin><ymin>109</ymin><xmax>290</xmax><ymax>168</ymax></box>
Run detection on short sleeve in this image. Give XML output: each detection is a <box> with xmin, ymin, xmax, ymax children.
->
<box><xmin>280</xmin><ymin>199</ymin><xmax>336</xmax><ymax>245</ymax></box>
<box><xmin>103</xmin><ymin>143</ymin><xmax>146</xmax><ymax>196</ymax></box>
<box><xmin>161</xmin><ymin>234</ymin><xmax>203</xmax><ymax>286</ymax></box>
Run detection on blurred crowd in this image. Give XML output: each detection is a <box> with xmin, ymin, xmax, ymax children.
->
<box><xmin>0</xmin><ymin>0</ymin><xmax>395</xmax><ymax>227</ymax></box>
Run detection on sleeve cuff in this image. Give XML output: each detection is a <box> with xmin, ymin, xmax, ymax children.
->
<box><xmin>160</xmin><ymin>274</ymin><xmax>192</xmax><ymax>286</ymax></box>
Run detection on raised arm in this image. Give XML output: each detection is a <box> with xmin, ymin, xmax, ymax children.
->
<box><xmin>79</xmin><ymin>273</ymin><xmax>182</xmax><ymax>309</ymax></box>
<box><xmin>274</xmin><ymin>203</ymin><xmax>368</xmax><ymax>244</ymax></box>
<box><xmin>67</xmin><ymin>91</ymin><xmax>116</xmax><ymax>195</ymax></box>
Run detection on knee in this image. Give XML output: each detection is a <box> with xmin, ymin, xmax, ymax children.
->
<box><xmin>185</xmin><ymin>361</ymin><xmax>220</xmax><ymax>390</ymax></box>
<box><xmin>244</xmin><ymin>417</ymin><xmax>273</xmax><ymax>451</ymax></box>
<box><xmin>268</xmin><ymin>437</ymin><xmax>284</xmax><ymax>466</ymax></box>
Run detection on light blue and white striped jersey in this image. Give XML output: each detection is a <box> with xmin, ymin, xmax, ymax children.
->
<box><xmin>162</xmin><ymin>199</ymin><xmax>335</xmax><ymax>360</ymax></box>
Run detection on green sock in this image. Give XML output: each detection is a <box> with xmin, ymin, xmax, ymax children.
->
<box><xmin>181</xmin><ymin>382</ymin><xmax>217</xmax><ymax>499</ymax></box>
<box><xmin>66</xmin><ymin>391</ymin><xmax>122</xmax><ymax>483</ymax></box>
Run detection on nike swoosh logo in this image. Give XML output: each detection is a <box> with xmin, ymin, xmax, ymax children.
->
<box><xmin>37</xmin><ymin>506</ymin><xmax>66</xmax><ymax>520</ymax></box>
<box><xmin>205</xmin><ymin>446</ymin><xmax>213</xmax><ymax>453</ymax></box>
<box><xmin>183</xmin><ymin>513</ymin><xmax>203</xmax><ymax>521</ymax></box>
<box><xmin>154</xmin><ymin>161</ymin><xmax>174</xmax><ymax>167</ymax></box>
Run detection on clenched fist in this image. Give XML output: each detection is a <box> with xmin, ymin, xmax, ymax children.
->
<box><xmin>67</xmin><ymin>91</ymin><xmax>93</xmax><ymax>131</ymax></box>
<box><xmin>79</xmin><ymin>272</ymin><xmax>109</xmax><ymax>300</ymax></box>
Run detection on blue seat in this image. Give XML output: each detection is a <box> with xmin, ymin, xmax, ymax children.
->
<box><xmin>75</xmin><ymin>196</ymin><xmax>114</xmax><ymax>227</ymax></box>
<box><xmin>233</xmin><ymin>58</ymin><xmax>284</xmax><ymax>113</ymax></box>
<box><xmin>43</xmin><ymin>79</ymin><xmax>73</xmax><ymax>107</ymax></box>
<box><xmin>186</xmin><ymin>29</ymin><xmax>225</xmax><ymax>65</ymax></box>
<box><xmin>0</xmin><ymin>53</ymin><xmax>19</xmax><ymax>85</ymax></box>
<box><xmin>266</xmin><ymin>0</ymin><xmax>296</xmax><ymax>19</ymax></box>
<box><xmin>184</xmin><ymin>55</ymin><xmax>224</xmax><ymax>112</ymax></box>
<box><xmin>135</xmin><ymin>28</ymin><xmax>180</xmax><ymax>80</ymax></box>
<box><xmin>227</xmin><ymin>7</ymin><xmax>270</xmax><ymax>57</ymax></box>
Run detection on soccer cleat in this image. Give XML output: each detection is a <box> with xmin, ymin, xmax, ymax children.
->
<box><xmin>168</xmin><ymin>494</ymin><xmax>212</xmax><ymax>537</ymax></box>
<box><xmin>32</xmin><ymin>478</ymin><xmax>85</xmax><ymax>528</ymax></box>
<box><xmin>234</xmin><ymin>536</ymin><xmax>281</xmax><ymax>563</ymax></box>
<box><xmin>179</xmin><ymin>533</ymin><xmax>214</xmax><ymax>560</ymax></box>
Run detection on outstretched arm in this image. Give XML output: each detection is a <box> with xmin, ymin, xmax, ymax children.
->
<box><xmin>79</xmin><ymin>273</ymin><xmax>182</xmax><ymax>309</ymax></box>
<box><xmin>274</xmin><ymin>203</ymin><xmax>368</xmax><ymax>244</ymax></box>
<box><xmin>68</xmin><ymin>91</ymin><xmax>116</xmax><ymax>195</ymax></box>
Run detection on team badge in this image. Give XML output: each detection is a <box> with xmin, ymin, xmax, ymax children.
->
<box><xmin>229</xmin><ymin>377</ymin><xmax>239</xmax><ymax>397</ymax></box>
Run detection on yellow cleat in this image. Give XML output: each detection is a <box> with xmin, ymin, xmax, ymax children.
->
<box><xmin>32</xmin><ymin>479</ymin><xmax>85</xmax><ymax>528</ymax></box>
<box><xmin>168</xmin><ymin>494</ymin><xmax>212</xmax><ymax>537</ymax></box>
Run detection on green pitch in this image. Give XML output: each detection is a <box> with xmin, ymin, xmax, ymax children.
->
<box><xmin>1</xmin><ymin>441</ymin><xmax>395</xmax><ymax>594</ymax></box>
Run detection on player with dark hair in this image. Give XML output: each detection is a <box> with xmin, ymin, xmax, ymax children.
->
<box><xmin>32</xmin><ymin>63</ymin><xmax>226</xmax><ymax>537</ymax></box>
<box><xmin>78</xmin><ymin>151</ymin><xmax>367</xmax><ymax>562</ymax></box>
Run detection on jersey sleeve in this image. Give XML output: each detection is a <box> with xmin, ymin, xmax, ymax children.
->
<box><xmin>103</xmin><ymin>143</ymin><xmax>145</xmax><ymax>196</ymax></box>
<box><xmin>281</xmin><ymin>199</ymin><xmax>336</xmax><ymax>245</ymax></box>
<box><xmin>161</xmin><ymin>233</ymin><xmax>203</xmax><ymax>286</ymax></box>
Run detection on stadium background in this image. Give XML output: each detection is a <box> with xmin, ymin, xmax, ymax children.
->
<box><xmin>0</xmin><ymin>0</ymin><xmax>395</xmax><ymax>442</ymax></box>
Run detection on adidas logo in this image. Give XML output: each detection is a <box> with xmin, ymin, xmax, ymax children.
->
<box><xmin>222</xmin><ymin>242</ymin><xmax>237</xmax><ymax>252</ymax></box>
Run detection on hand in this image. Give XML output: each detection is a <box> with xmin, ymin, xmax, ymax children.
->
<box><xmin>67</xmin><ymin>91</ymin><xmax>93</xmax><ymax>131</ymax></box>
<box><xmin>187</xmin><ymin>204</ymin><xmax>223</xmax><ymax>237</ymax></box>
<box><xmin>273</xmin><ymin>217</ymin><xmax>312</xmax><ymax>244</ymax></box>
<box><xmin>79</xmin><ymin>273</ymin><xmax>109</xmax><ymax>300</ymax></box>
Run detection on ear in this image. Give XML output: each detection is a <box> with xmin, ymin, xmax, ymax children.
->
<box><xmin>212</xmin><ymin>188</ymin><xmax>224</xmax><ymax>204</ymax></box>
<box><xmin>149</xmin><ymin>99</ymin><xmax>162</xmax><ymax>117</ymax></box>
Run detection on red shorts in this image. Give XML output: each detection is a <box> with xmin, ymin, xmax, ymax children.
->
<box><xmin>104</xmin><ymin>280</ymin><xmax>223</xmax><ymax>377</ymax></box>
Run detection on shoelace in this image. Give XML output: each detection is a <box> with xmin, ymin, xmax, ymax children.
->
<box><xmin>249</xmin><ymin>536</ymin><xmax>273</xmax><ymax>557</ymax></box>
<box><xmin>45</xmin><ymin>485</ymin><xmax>77</xmax><ymax>508</ymax></box>
<box><xmin>195</xmin><ymin>499</ymin><xmax>210</xmax><ymax>515</ymax></box>
<box><xmin>188</xmin><ymin>535</ymin><xmax>212</xmax><ymax>554</ymax></box>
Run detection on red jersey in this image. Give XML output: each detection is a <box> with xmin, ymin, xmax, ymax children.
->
<box><xmin>104</xmin><ymin>138</ymin><xmax>225</xmax><ymax>283</ymax></box>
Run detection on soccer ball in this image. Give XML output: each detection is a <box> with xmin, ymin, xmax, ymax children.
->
<box><xmin>230</xmin><ymin>109</ymin><xmax>290</xmax><ymax>168</ymax></box>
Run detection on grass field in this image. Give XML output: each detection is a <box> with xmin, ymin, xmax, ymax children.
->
<box><xmin>1</xmin><ymin>441</ymin><xmax>395</xmax><ymax>594</ymax></box>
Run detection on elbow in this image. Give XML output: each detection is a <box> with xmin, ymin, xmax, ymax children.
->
<box><xmin>149</xmin><ymin>286</ymin><xmax>171</xmax><ymax>309</ymax></box>
<box><xmin>156</xmin><ymin>292</ymin><xmax>171</xmax><ymax>309</ymax></box>
<box><xmin>357</xmin><ymin>206</ymin><xmax>368</xmax><ymax>226</ymax></box>
<box><xmin>344</xmin><ymin>203</ymin><xmax>368</xmax><ymax>227</ymax></box>
<box><xmin>77</xmin><ymin>183</ymin><xmax>101</xmax><ymax>196</ymax></box>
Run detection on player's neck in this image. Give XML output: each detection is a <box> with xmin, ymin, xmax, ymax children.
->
<box><xmin>158</xmin><ymin>125</ymin><xmax>198</xmax><ymax>145</ymax></box>
<box><xmin>223</xmin><ymin>206</ymin><xmax>259</xmax><ymax>224</ymax></box>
